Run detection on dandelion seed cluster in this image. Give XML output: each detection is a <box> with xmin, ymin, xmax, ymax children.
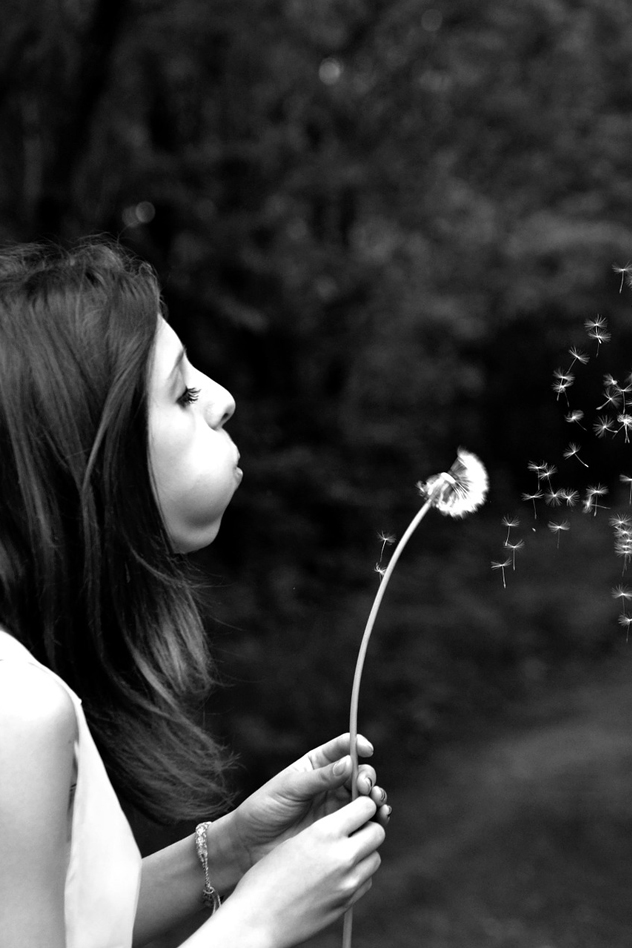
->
<box><xmin>491</xmin><ymin>289</ymin><xmax>632</xmax><ymax>622</ymax></box>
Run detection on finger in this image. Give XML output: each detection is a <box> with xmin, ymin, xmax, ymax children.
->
<box><xmin>369</xmin><ymin>784</ymin><xmax>387</xmax><ymax>807</ymax></box>
<box><xmin>348</xmin><ymin>821</ymin><xmax>386</xmax><ymax>862</ymax></box>
<box><xmin>302</xmin><ymin>734</ymin><xmax>375</xmax><ymax>773</ymax></box>
<box><xmin>354</xmin><ymin>764</ymin><xmax>377</xmax><ymax>796</ymax></box>
<box><xmin>324</xmin><ymin>795</ymin><xmax>377</xmax><ymax>836</ymax></box>
<box><xmin>374</xmin><ymin>803</ymin><xmax>392</xmax><ymax>827</ymax></box>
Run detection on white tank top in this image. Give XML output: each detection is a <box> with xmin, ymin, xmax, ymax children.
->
<box><xmin>0</xmin><ymin>630</ymin><xmax>142</xmax><ymax>948</ymax></box>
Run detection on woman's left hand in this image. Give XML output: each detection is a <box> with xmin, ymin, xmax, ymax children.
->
<box><xmin>226</xmin><ymin>733</ymin><xmax>390</xmax><ymax>872</ymax></box>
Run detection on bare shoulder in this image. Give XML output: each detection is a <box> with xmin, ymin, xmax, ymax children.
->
<box><xmin>0</xmin><ymin>659</ymin><xmax>77</xmax><ymax>761</ymax></box>
<box><xmin>0</xmin><ymin>661</ymin><xmax>76</xmax><ymax>946</ymax></box>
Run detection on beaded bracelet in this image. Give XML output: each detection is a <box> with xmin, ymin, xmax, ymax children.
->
<box><xmin>195</xmin><ymin>821</ymin><xmax>222</xmax><ymax>914</ymax></box>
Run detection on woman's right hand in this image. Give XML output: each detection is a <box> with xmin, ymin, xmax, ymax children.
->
<box><xmin>212</xmin><ymin>796</ymin><xmax>385</xmax><ymax>948</ymax></box>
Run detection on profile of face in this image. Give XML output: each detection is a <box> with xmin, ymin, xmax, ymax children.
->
<box><xmin>147</xmin><ymin>319</ymin><xmax>242</xmax><ymax>552</ymax></box>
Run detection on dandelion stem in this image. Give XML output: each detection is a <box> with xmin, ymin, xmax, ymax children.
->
<box><xmin>343</xmin><ymin>478</ymin><xmax>446</xmax><ymax>948</ymax></box>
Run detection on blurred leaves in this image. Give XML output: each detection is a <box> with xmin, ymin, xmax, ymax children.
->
<box><xmin>3</xmin><ymin>0</ymin><xmax>632</xmax><ymax>783</ymax></box>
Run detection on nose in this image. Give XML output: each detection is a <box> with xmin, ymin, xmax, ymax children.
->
<box><xmin>205</xmin><ymin>379</ymin><xmax>235</xmax><ymax>429</ymax></box>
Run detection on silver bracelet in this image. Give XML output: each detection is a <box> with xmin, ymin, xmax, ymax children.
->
<box><xmin>195</xmin><ymin>821</ymin><xmax>222</xmax><ymax>913</ymax></box>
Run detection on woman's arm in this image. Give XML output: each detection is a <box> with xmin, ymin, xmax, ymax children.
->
<box><xmin>133</xmin><ymin>734</ymin><xmax>388</xmax><ymax>946</ymax></box>
<box><xmin>0</xmin><ymin>663</ymin><xmax>77</xmax><ymax>948</ymax></box>
<box><xmin>133</xmin><ymin>813</ymin><xmax>245</xmax><ymax>946</ymax></box>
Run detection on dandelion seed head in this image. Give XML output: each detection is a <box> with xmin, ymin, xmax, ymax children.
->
<box><xmin>420</xmin><ymin>448</ymin><xmax>489</xmax><ymax>518</ymax></box>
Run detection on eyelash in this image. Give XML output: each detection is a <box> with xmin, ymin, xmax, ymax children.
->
<box><xmin>177</xmin><ymin>386</ymin><xmax>201</xmax><ymax>407</ymax></box>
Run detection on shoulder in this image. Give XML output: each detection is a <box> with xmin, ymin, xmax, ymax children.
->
<box><xmin>0</xmin><ymin>658</ymin><xmax>77</xmax><ymax>760</ymax></box>
<box><xmin>0</xmin><ymin>661</ymin><xmax>75</xmax><ymax>946</ymax></box>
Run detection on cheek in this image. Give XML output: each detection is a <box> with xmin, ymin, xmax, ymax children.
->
<box><xmin>149</xmin><ymin>421</ymin><xmax>235</xmax><ymax>545</ymax></box>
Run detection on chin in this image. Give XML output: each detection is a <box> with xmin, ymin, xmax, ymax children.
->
<box><xmin>174</xmin><ymin>518</ymin><xmax>223</xmax><ymax>554</ymax></box>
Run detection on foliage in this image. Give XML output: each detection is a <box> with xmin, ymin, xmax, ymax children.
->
<box><xmin>3</xmin><ymin>0</ymin><xmax>632</xmax><ymax>793</ymax></box>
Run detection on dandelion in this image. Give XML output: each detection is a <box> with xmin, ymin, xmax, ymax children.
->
<box><xmin>417</xmin><ymin>448</ymin><xmax>489</xmax><ymax>517</ymax></box>
<box><xmin>377</xmin><ymin>531</ymin><xmax>396</xmax><ymax>563</ymax></box>
<box><xmin>345</xmin><ymin>446</ymin><xmax>489</xmax><ymax>948</ymax></box>
<box><xmin>501</xmin><ymin>515</ymin><xmax>520</xmax><ymax>543</ymax></box>
<box><xmin>527</xmin><ymin>460</ymin><xmax>547</xmax><ymax>477</ymax></box>
<box><xmin>565</xmin><ymin>410</ymin><xmax>586</xmax><ymax>430</ymax></box>
<box><xmin>552</xmin><ymin>368</ymin><xmax>574</xmax><ymax>402</ymax></box>
<box><xmin>492</xmin><ymin>558</ymin><xmax>512</xmax><ymax>588</ymax></box>
<box><xmin>559</xmin><ymin>488</ymin><xmax>579</xmax><ymax>507</ymax></box>
<box><xmin>610</xmin><ymin>513</ymin><xmax>632</xmax><ymax>531</ymax></box>
<box><xmin>617</xmin><ymin>414</ymin><xmax>632</xmax><ymax>443</ymax></box>
<box><xmin>548</xmin><ymin>519</ymin><xmax>570</xmax><ymax>548</ymax></box>
<box><xmin>544</xmin><ymin>489</ymin><xmax>563</xmax><ymax>506</ymax></box>
<box><xmin>620</xmin><ymin>474</ymin><xmax>632</xmax><ymax>504</ymax></box>
<box><xmin>584</xmin><ymin>484</ymin><xmax>609</xmax><ymax>516</ymax></box>
<box><xmin>593</xmin><ymin>415</ymin><xmax>616</xmax><ymax>438</ymax></box>
<box><xmin>618</xmin><ymin>613</ymin><xmax>632</xmax><ymax>641</ymax></box>
<box><xmin>596</xmin><ymin>383</ymin><xmax>622</xmax><ymax>410</ymax></box>
<box><xmin>504</xmin><ymin>539</ymin><xmax>524</xmax><ymax>569</ymax></box>
<box><xmin>612</xmin><ymin>585</ymin><xmax>632</xmax><ymax>605</ymax></box>
<box><xmin>567</xmin><ymin>346</ymin><xmax>589</xmax><ymax>369</ymax></box>
<box><xmin>521</xmin><ymin>491</ymin><xmax>542</xmax><ymax>518</ymax></box>
<box><xmin>616</xmin><ymin>535</ymin><xmax>632</xmax><ymax>573</ymax></box>
<box><xmin>585</xmin><ymin>315</ymin><xmax>611</xmax><ymax>354</ymax></box>
<box><xmin>563</xmin><ymin>442</ymin><xmax>589</xmax><ymax>468</ymax></box>
<box><xmin>613</xmin><ymin>262</ymin><xmax>632</xmax><ymax>292</ymax></box>
<box><xmin>374</xmin><ymin>563</ymin><xmax>387</xmax><ymax>579</ymax></box>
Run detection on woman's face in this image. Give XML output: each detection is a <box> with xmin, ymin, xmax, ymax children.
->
<box><xmin>147</xmin><ymin>318</ymin><xmax>242</xmax><ymax>552</ymax></box>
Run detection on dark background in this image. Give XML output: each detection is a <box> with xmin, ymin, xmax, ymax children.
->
<box><xmin>5</xmin><ymin>1</ymin><xmax>632</xmax><ymax>944</ymax></box>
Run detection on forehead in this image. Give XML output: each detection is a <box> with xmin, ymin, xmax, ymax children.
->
<box><xmin>148</xmin><ymin>318</ymin><xmax>185</xmax><ymax>395</ymax></box>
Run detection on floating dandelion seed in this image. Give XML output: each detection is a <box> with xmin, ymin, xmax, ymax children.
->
<box><xmin>544</xmin><ymin>489</ymin><xmax>563</xmax><ymax>507</ymax></box>
<box><xmin>501</xmin><ymin>515</ymin><xmax>520</xmax><ymax>543</ymax></box>
<box><xmin>616</xmin><ymin>536</ymin><xmax>632</xmax><ymax>573</ymax></box>
<box><xmin>584</xmin><ymin>484</ymin><xmax>609</xmax><ymax>516</ymax></box>
<box><xmin>618</xmin><ymin>613</ymin><xmax>632</xmax><ymax>641</ymax></box>
<box><xmin>593</xmin><ymin>415</ymin><xmax>616</xmax><ymax>438</ymax></box>
<box><xmin>585</xmin><ymin>315</ymin><xmax>611</xmax><ymax>354</ymax></box>
<box><xmin>565</xmin><ymin>410</ymin><xmax>586</xmax><ymax>430</ymax></box>
<box><xmin>560</xmin><ymin>488</ymin><xmax>579</xmax><ymax>507</ymax></box>
<box><xmin>377</xmin><ymin>531</ymin><xmax>396</xmax><ymax>562</ymax></box>
<box><xmin>552</xmin><ymin>368</ymin><xmax>575</xmax><ymax>402</ymax></box>
<box><xmin>521</xmin><ymin>491</ymin><xmax>542</xmax><ymax>518</ymax></box>
<box><xmin>504</xmin><ymin>539</ymin><xmax>524</xmax><ymax>569</ymax></box>
<box><xmin>563</xmin><ymin>443</ymin><xmax>589</xmax><ymax>468</ymax></box>
<box><xmin>345</xmin><ymin>447</ymin><xmax>489</xmax><ymax>948</ymax></box>
<box><xmin>612</xmin><ymin>585</ymin><xmax>632</xmax><ymax>605</ymax></box>
<box><xmin>620</xmin><ymin>474</ymin><xmax>632</xmax><ymax>504</ymax></box>
<box><xmin>548</xmin><ymin>519</ymin><xmax>570</xmax><ymax>548</ymax></box>
<box><xmin>613</xmin><ymin>262</ymin><xmax>632</xmax><ymax>292</ymax></box>
<box><xmin>491</xmin><ymin>558</ymin><xmax>512</xmax><ymax>588</ymax></box>
<box><xmin>617</xmin><ymin>414</ymin><xmax>632</xmax><ymax>443</ymax></box>
<box><xmin>568</xmin><ymin>346</ymin><xmax>589</xmax><ymax>369</ymax></box>
<box><xmin>374</xmin><ymin>563</ymin><xmax>387</xmax><ymax>579</ymax></box>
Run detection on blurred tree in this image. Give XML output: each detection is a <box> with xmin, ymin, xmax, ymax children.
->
<box><xmin>2</xmin><ymin>0</ymin><xmax>632</xmax><ymax>786</ymax></box>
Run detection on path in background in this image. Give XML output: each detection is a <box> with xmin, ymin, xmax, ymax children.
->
<box><xmin>307</xmin><ymin>648</ymin><xmax>632</xmax><ymax>948</ymax></box>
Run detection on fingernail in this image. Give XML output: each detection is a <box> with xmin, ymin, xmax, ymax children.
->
<box><xmin>333</xmin><ymin>756</ymin><xmax>350</xmax><ymax>776</ymax></box>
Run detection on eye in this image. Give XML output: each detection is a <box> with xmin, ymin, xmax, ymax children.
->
<box><xmin>177</xmin><ymin>386</ymin><xmax>201</xmax><ymax>407</ymax></box>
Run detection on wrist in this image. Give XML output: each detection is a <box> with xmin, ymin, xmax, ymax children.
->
<box><xmin>203</xmin><ymin>811</ymin><xmax>253</xmax><ymax>893</ymax></box>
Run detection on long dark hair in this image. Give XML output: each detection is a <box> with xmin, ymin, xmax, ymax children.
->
<box><xmin>0</xmin><ymin>239</ymin><xmax>232</xmax><ymax>823</ymax></box>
